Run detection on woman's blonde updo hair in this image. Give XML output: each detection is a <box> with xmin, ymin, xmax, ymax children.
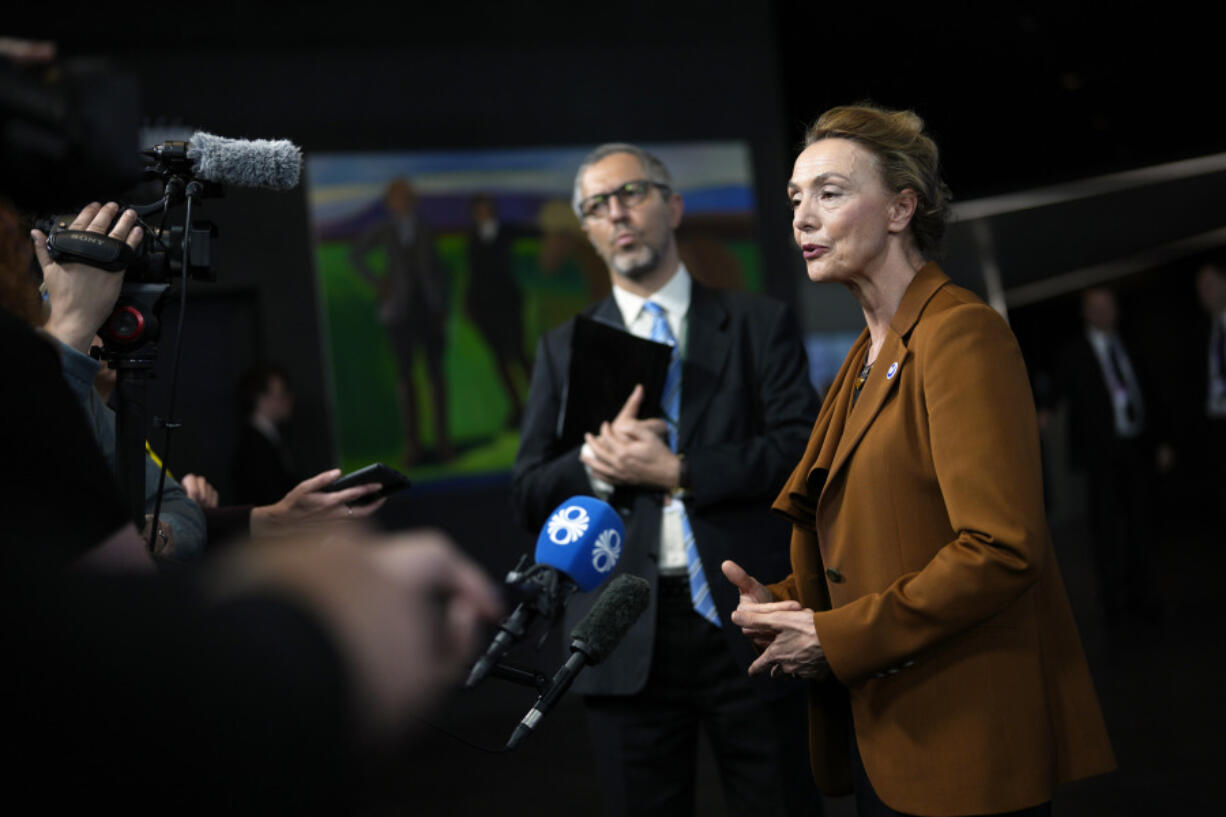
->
<box><xmin>804</xmin><ymin>103</ymin><xmax>952</xmax><ymax>258</ymax></box>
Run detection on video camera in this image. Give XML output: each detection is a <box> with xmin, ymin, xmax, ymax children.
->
<box><xmin>5</xmin><ymin>48</ymin><xmax>302</xmax><ymax>548</ymax></box>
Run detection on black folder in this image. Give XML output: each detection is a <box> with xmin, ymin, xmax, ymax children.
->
<box><xmin>559</xmin><ymin>315</ymin><xmax>672</xmax><ymax>450</ymax></box>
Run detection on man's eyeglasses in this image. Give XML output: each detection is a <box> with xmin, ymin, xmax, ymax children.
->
<box><xmin>579</xmin><ymin>180</ymin><xmax>670</xmax><ymax>220</ymax></box>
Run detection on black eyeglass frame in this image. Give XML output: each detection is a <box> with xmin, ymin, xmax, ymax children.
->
<box><xmin>578</xmin><ymin>179</ymin><xmax>672</xmax><ymax>220</ymax></box>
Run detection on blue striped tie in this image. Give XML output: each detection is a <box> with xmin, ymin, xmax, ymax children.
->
<box><xmin>643</xmin><ymin>301</ymin><xmax>720</xmax><ymax>628</ymax></box>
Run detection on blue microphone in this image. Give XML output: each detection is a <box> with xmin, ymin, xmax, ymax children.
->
<box><xmin>534</xmin><ymin>496</ymin><xmax>625</xmax><ymax>591</ymax></box>
<box><xmin>465</xmin><ymin>496</ymin><xmax>625</xmax><ymax>688</ymax></box>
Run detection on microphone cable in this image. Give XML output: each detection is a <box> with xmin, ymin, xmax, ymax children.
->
<box><xmin>413</xmin><ymin>716</ymin><xmax>513</xmax><ymax>755</ymax></box>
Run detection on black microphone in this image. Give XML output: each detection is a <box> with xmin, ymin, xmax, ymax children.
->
<box><xmin>143</xmin><ymin>131</ymin><xmax>302</xmax><ymax>190</ymax></box>
<box><xmin>506</xmin><ymin>575</ymin><xmax>650</xmax><ymax>749</ymax></box>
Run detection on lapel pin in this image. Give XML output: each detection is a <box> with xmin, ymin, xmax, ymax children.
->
<box><xmin>886</xmin><ymin>361</ymin><xmax>899</xmax><ymax>380</ymax></box>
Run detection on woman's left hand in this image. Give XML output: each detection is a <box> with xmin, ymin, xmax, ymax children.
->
<box><xmin>731</xmin><ymin>603</ymin><xmax>829</xmax><ymax>679</ymax></box>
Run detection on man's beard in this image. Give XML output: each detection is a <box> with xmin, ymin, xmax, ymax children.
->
<box><xmin>610</xmin><ymin>243</ymin><xmax>661</xmax><ymax>280</ymax></box>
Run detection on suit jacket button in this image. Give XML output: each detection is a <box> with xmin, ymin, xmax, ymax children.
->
<box><xmin>825</xmin><ymin>568</ymin><xmax>844</xmax><ymax>583</ymax></box>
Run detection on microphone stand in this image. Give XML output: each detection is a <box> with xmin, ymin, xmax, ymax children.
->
<box><xmin>486</xmin><ymin>661</ymin><xmax>550</xmax><ymax>694</ymax></box>
<box><xmin>464</xmin><ymin>557</ymin><xmax>577</xmax><ymax>688</ymax></box>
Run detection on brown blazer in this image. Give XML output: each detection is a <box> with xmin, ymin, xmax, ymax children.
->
<box><xmin>767</xmin><ymin>263</ymin><xmax>1115</xmax><ymax>815</ymax></box>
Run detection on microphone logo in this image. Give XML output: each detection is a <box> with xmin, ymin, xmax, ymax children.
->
<box><xmin>591</xmin><ymin>529</ymin><xmax>622</xmax><ymax>573</ymax></box>
<box><xmin>547</xmin><ymin>505</ymin><xmax>590</xmax><ymax>545</ymax></box>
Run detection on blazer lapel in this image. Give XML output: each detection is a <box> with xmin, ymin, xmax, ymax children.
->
<box><xmin>818</xmin><ymin>262</ymin><xmax>950</xmax><ymax>508</ymax></box>
<box><xmin>773</xmin><ymin>330</ymin><xmax>869</xmax><ymax>528</ymax></box>
<box><xmin>820</xmin><ymin>333</ymin><xmax>910</xmax><ymax>506</ymax></box>
<box><xmin>678</xmin><ymin>282</ymin><xmax>730</xmax><ymax>451</ymax></box>
<box><xmin>590</xmin><ymin>296</ymin><xmax>625</xmax><ymax>330</ymax></box>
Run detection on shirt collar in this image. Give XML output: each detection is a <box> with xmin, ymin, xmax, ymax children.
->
<box><xmin>611</xmin><ymin>263</ymin><xmax>692</xmax><ymax>327</ymax></box>
<box><xmin>1086</xmin><ymin>327</ymin><xmax>1114</xmax><ymax>352</ymax></box>
<box><xmin>477</xmin><ymin>219</ymin><xmax>499</xmax><ymax>242</ymax></box>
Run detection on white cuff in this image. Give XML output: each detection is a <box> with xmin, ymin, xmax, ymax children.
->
<box><xmin>580</xmin><ymin>443</ymin><xmax>615</xmax><ymax>499</ymax></box>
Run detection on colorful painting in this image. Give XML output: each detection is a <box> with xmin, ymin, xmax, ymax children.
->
<box><xmin>306</xmin><ymin>143</ymin><xmax>761</xmax><ymax>483</ymax></box>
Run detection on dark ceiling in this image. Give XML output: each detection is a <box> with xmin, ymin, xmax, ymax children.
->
<box><xmin>772</xmin><ymin>1</ymin><xmax>1217</xmax><ymax>198</ymax></box>
<box><xmin>9</xmin><ymin>1</ymin><xmax>1214</xmax><ymax>200</ymax></box>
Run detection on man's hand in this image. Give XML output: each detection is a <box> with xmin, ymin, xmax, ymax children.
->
<box><xmin>722</xmin><ymin>560</ymin><xmax>798</xmax><ymax>651</ymax></box>
<box><xmin>35</xmin><ymin>202</ymin><xmax>144</xmax><ymax>354</ymax></box>
<box><xmin>249</xmin><ymin>469</ymin><xmax>386</xmax><ymax>539</ymax></box>
<box><xmin>181</xmin><ymin>474</ymin><xmax>220</xmax><ymax>509</ymax></box>
<box><xmin>580</xmin><ymin>384</ymin><xmax>678</xmax><ymax>489</ymax></box>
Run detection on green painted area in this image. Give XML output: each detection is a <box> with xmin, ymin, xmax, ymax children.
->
<box><xmin>316</xmin><ymin>237</ymin><xmax>590</xmax><ymax>481</ymax></box>
<box><xmin>727</xmin><ymin>239</ymin><xmax>764</xmax><ymax>293</ymax></box>
<box><xmin>317</xmin><ymin>233</ymin><xmax>762</xmax><ymax>483</ymax></box>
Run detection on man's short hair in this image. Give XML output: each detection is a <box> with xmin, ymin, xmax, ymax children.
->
<box><xmin>572</xmin><ymin>143</ymin><xmax>673</xmax><ymax>217</ymax></box>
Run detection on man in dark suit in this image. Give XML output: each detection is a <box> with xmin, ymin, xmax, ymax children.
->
<box><xmin>511</xmin><ymin>144</ymin><xmax>821</xmax><ymax>816</ymax></box>
<box><xmin>1054</xmin><ymin>287</ymin><xmax>1169</xmax><ymax>629</ymax></box>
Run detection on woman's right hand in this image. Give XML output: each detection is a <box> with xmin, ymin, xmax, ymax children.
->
<box><xmin>721</xmin><ymin>560</ymin><xmax>800</xmax><ymax>650</ymax></box>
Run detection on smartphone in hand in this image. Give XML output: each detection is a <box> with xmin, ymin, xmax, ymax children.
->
<box><xmin>324</xmin><ymin>463</ymin><xmax>412</xmax><ymax>506</ymax></box>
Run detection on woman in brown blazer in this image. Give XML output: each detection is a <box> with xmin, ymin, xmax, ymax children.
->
<box><xmin>721</xmin><ymin>104</ymin><xmax>1115</xmax><ymax>816</ymax></box>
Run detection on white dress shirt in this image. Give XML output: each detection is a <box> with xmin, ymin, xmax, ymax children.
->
<box><xmin>1087</xmin><ymin>327</ymin><xmax>1144</xmax><ymax>438</ymax></box>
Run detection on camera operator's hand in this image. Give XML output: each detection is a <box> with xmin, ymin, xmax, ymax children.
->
<box><xmin>34</xmin><ymin>202</ymin><xmax>143</xmax><ymax>354</ymax></box>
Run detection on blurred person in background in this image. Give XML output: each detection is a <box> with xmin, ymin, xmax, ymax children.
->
<box><xmin>467</xmin><ymin>193</ymin><xmax>531</xmax><ymax>427</ymax></box>
<box><xmin>349</xmin><ymin>177</ymin><xmax>452</xmax><ymax>465</ymax></box>
<box><xmin>1193</xmin><ymin>261</ymin><xmax>1226</xmax><ymax>540</ymax></box>
<box><xmin>232</xmin><ymin>363</ymin><xmax>300</xmax><ymax>506</ymax></box>
<box><xmin>1051</xmin><ymin>287</ymin><xmax>1169</xmax><ymax>630</ymax></box>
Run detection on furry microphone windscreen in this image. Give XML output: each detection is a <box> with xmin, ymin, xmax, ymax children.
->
<box><xmin>569</xmin><ymin>574</ymin><xmax>650</xmax><ymax>665</ymax></box>
<box><xmin>186</xmin><ymin>131</ymin><xmax>302</xmax><ymax>190</ymax></box>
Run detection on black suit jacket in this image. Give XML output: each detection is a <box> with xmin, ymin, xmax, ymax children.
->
<box><xmin>510</xmin><ymin>280</ymin><xmax>819</xmax><ymax>696</ymax></box>
<box><xmin>1055</xmin><ymin>332</ymin><xmax>1165</xmax><ymax>469</ymax></box>
<box><xmin>231</xmin><ymin>424</ymin><xmax>298</xmax><ymax>507</ymax></box>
